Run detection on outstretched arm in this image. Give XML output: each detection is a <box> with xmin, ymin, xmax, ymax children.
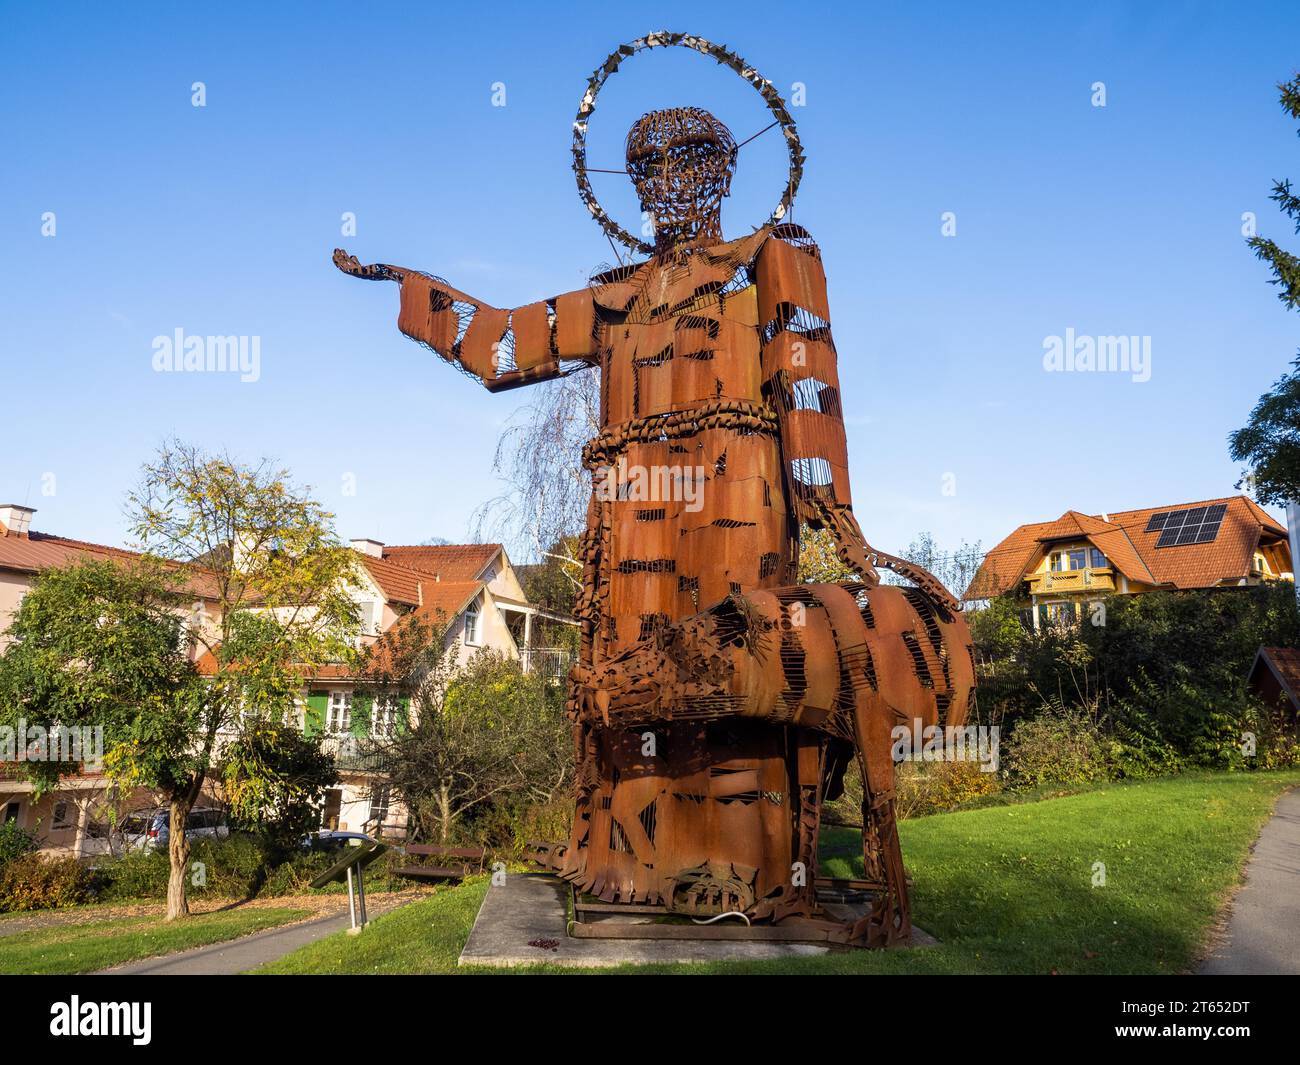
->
<box><xmin>333</xmin><ymin>248</ymin><xmax>600</xmax><ymax>392</ymax></box>
<box><xmin>755</xmin><ymin>226</ymin><xmax>959</xmax><ymax>613</ymax></box>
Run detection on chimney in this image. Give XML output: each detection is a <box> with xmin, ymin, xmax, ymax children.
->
<box><xmin>0</xmin><ymin>504</ymin><xmax>35</xmax><ymax>538</ymax></box>
<box><xmin>350</xmin><ymin>538</ymin><xmax>384</xmax><ymax>558</ymax></box>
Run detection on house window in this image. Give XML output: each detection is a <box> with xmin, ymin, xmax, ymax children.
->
<box><xmin>53</xmin><ymin>802</ymin><xmax>73</xmax><ymax>830</ymax></box>
<box><xmin>2</xmin><ymin>802</ymin><xmax>19</xmax><ymax>825</ymax></box>
<box><xmin>464</xmin><ymin>598</ymin><xmax>482</xmax><ymax>646</ymax></box>
<box><xmin>1067</xmin><ymin>549</ymin><xmax>1086</xmax><ymax>570</ymax></box>
<box><xmin>1049</xmin><ymin>552</ymin><xmax>1064</xmax><ymax>572</ymax></box>
<box><xmin>326</xmin><ymin>691</ymin><xmax>352</xmax><ymax>735</ymax></box>
<box><xmin>368</xmin><ymin>785</ymin><xmax>390</xmax><ymax>828</ymax></box>
<box><xmin>1046</xmin><ymin>602</ymin><xmax>1077</xmax><ymax>624</ymax></box>
<box><xmin>1089</xmin><ymin>547</ymin><xmax>1108</xmax><ymax>569</ymax></box>
<box><xmin>321</xmin><ymin>789</ymin><xmax>342</xmax><ymax>830</ymax></box>
<box><xmin>372</xmin><ymin>697</ymin><xmax>399</xmax><ymax>738</ymax></box>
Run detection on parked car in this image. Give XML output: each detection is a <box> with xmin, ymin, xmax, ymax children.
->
<box><xmin>301</xmin><ymin>830</ymin><xmax>376</xmax><ymax>853</ymax></box>
<box><xmin>121</xmin><ymin>807</ymin><xmax>230</xmax><ymax>851</ymax></box>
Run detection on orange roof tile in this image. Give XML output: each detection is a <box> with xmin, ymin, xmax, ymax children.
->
<box><xmin>381</xmin><ymin>543</ymin><xmax>500</xmax><ymax>581</ymax></box>
<box><xmin>357</xmin><ymin>555</ymin><xmax>428</xmax><ymax>606</ymax></box>
<box><xmin>0</xmin><ymin>530</ymin><xmax>223</xmax><ymax>600</ymax></box>
<box><xmin>409</xmin><ymin>579</ymin><xmax>484</xmax><ymax>624</ymax></box>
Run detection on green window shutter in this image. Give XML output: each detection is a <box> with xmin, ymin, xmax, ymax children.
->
<box><xmin>397</xmin><ymin>695</ymin><xmax>411</xmax><ymax>735</ymax></box>
<box><xmin>351</xmin><ymin>693</ymin><xmax>373</xmax><ymax>738</ymax></box>
<box><xmin>304</xmin><ymin>690</ymin><xmax>328</xmax><ymax>737</ymax></box>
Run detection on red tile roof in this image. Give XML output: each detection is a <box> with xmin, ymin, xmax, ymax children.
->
<box><xmin>0</xmin><ymin>530</ymin><xmax>140</xmax><ymax>574</ymax></box>
<box><xmin>197</xmin><ymin>580</ymin><xmax>487</xmax><ymax>679</ymax></box>
<box><xmin>0</xmin><ymin>530</ymin><xmax>223</xmax><ymax>599</ymax></box>
<box><xmin>357</xmin><ymin>545</ymin><xmax>499</xmax><ymax>612</ymax></box>
<box><xmin>381</xmin><ymin>543</ymin><xmax>501</xmax><ymax>582</ymax></box>
<box><xmin>358</xmin><ymin>555</ymin><xmax>428</xmax><ymax>606</ymax></box>
<box><xmin>965</xmin><ymin>495</ymin><xmax>1289</xmax><ymax>600</ymax></box>
<box><xmin>409</xmin><ymin>579</ymin><xmax>484</xmax><ymax>623</ymax></box>
<box><xmin>1248</xmin><ymin>646</ymin><xmax>1300</xmax><ymax>713</ymax></box>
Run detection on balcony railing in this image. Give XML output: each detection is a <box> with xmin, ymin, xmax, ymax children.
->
<box><xmin>520</xmin><ymin>647</ymin><xmax>574</xmax><ymax>683</ymax></box>
<box><xmin>319</xmin><ymin>734</ymin><xmax>391</xmax><ymax>774</ymax></box>
<box><xmin>1027</xmin><ymin>567</ymin><xmax>1116</xmax><ymax>594</ymax></box>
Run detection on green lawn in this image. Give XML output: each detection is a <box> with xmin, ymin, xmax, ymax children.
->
<box><xmin>0</xmin><ymin>906</ymin><xmax>311</xmax><ymax>974</ymax></box>
<box><xmin>255</xmin><ymin>770</ymin><xmax>1300</xmax><ymax>975</ymax></box>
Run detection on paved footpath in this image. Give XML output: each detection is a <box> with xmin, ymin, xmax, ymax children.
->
<box><xmin>1198</xmin><ymin>788</ymin><xmax>1300</xmax><ymax>975</ymax></box>
<box><xmin>99</xmin><ymin>895</ymin><xmax>417</xmax><ymax>975</ymax></box>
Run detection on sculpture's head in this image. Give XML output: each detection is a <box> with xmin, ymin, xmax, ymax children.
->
<box><xmin>626</xmin><ymin>107</ymin><xmax>736</xmax><ymax>251</ymax></box>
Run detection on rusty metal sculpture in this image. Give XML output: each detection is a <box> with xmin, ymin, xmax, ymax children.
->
<box><xmin>334</xmin><ymin>31</ymin><xmax>974</xmax><ymax>947</ymax></box>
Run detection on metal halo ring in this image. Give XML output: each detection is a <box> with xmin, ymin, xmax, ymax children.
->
<box><xmin>572</xmin><ymin>31</ymin><xmax>804</xmax><ymax>255</ymax></box>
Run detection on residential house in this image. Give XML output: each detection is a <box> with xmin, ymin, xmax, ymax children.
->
<box><xmin>0</xmin><ymin>504</ymin><xmax>224</xmax><ymax>856</ymax></box>
<box><xmin>298</xmin><ymin>538</ymin><xmax>575</xmax><ymax>836</ymax></box>
<box><xmin>964</xmin><ymin>495</ymin><xmax>1293</xmax><ymax>627</ymax></box>
<box><xmin>0</xmin><ymin>500</ymin><xmax>572</xmax><ymax>852</ymax></box>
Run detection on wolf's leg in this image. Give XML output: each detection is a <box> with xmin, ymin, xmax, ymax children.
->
<box><xmin>844</xmin><ymin>684</ymin><xmax>911</xmax><ymax>946</ymax></box>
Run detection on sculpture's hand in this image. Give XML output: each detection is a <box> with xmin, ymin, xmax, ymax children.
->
<box><xmin>331</xmin><ymin>245</ymin><xmax>601</xmax><ymax>393</ymax></box>
<box><xmin>332</xmin><ymin>248</ymin><xmax>403</xmax><ymax>283</ymax></box>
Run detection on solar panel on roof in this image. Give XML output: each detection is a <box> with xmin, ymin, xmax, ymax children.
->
<box><xmin>1146</xmin><ymin>512</ymin><xmax>1170</xmax><ymax>532</ymax></box>
<box><xmin>1154</xmin><ymin>504</ymin><xmax>1228</xmax><ymax>548</ymax></box>
<box><xmin>1193</xmin><ymin>522</ymin><xmax>1223</xmax><ymax>544</ymax></box>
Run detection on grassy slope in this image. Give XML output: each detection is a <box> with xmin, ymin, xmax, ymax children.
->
<box><xmin>255</xmin><ymin>771</ymin><xmax>1300</xmax><ymax>975</ymax></box>
<box><xmin>0</xmin><ymin>907</ymin><xmax>311</xmax><ymax>975</ymax></box>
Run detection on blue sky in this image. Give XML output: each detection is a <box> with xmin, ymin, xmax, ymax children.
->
<box><xmin>2</xmin><ymin>1</ymin><xmax>1298</xmax><ymax>562</ymax></box>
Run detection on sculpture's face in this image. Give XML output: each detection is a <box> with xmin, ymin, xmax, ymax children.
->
<box><xmin>625</xmin><ymin>107</ymin><xmax>737</xmax><ymax>247</ymax></box>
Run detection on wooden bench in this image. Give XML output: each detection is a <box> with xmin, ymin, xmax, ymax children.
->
<box><xmin>393</xmin><ymin>844</ymin><xmax>486</xmax><ymax>883</ymax></box>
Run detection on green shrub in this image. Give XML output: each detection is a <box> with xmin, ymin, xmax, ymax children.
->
<box><xmin>1005</xmin><ymin>701</ymin><xmax>1112</xmax><ymax>788</ymax></box>
<box><xmin>93</xmin><ymin>835</ymin><xmax>415</xmax><ymax>902</ymax></box>
<box><xmin>460</xmin><ymin>796</ymin><xmax>571</xmax><ymax>855</ymax></box>
<box><xmin>0</xmin><ymin>853</ymin><xmax>92</xmax><ymax>912</ymax></box>
<box><xmin>0</xmin><ymin>821</ymin><xmax>38</xmax><ymax>866</ymax></box>
<box><xmin>975</xmin><ymin>584</ymin><xmax>1300</xmax><ymax>777</ymax></box>
<box><xmin>1242</xmin><ymin>695</ymin><xmax>1300</xmax><ymax>770</ymax></box>
<box><xmin>895</xmin><ymin>761</ymin><xmax>1003</xmax><ymax>819</ymax></box>
<box><xmin>95</xmin><ymin>847</ymin><xmax>171</xmax><ymax>901</ymax></box>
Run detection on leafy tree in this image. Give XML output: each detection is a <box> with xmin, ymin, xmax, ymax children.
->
<box><xmin>521</xmin><ymin>534</ymin><xmax>583</xmax><ymax>621</ymax></box>
<box><xmin>0</xmin><ymin>821</ymin><xmax>38</xmax><ymax>866</ymax></box>
<box><xmin>968</xmin><ymin>595</ymin><xmax>1025</xmax><ymax>662</ymax></box>
<box><xmin>219</xmin><ymin>721</ymin><xmax>339</xmax><ymax>852</ymax></box>
<box><xmin>0</xmin><ymin>442</ymin><xmax>359</xmax><ymax>919</ymax></box>
<box><xmin>1229</xmin><ymin>356</ymin><xmax>1300</xmax><ymax>507</ymax></box>
<box><xmin>360</xmin><ymin>613</ymin><xmax>571</xmax><ymax>843</ymax></box>
<box><xmin>1231</xmin><ymin>74</ymin><xmax>1300</xmax><ymax>504</ymax></box>
<box><xmin>1246</xmin><ymin>74</ymin><xmax>1300</xmax><ymax>312</ymax></box>
<box><xmin>798</xmin><ymin>525</ymin><xmax>854</xmax><ymax>583</ymax></box>
<box><xmin>894</xmin><ymin>532</ymin><xmax>984</xmax><ymax>599</ymax></box>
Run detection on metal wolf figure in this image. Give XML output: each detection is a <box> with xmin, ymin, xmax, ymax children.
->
<box><xmin>334</xmin><ymin>33</ymin><xmax>974</xmax><ymax>946</ymax></box>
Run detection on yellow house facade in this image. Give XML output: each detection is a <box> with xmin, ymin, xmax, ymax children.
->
<box><xmin>965</xmin><ymin>496</ymin><xmax>1293</xmax><ymax>627</ymax></box>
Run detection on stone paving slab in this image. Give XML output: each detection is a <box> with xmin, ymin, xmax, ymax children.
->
<box><xmin>459</xmin><ymin>873</ymin><xmax>935</xmax><ymax>968</ymax></box>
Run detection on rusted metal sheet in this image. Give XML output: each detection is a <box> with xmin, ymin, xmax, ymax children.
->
<box><xmin>333</xmin><ymin>36</ymin><xmax>976</xmax><ymax>948</ymax></box>
<box><xmin>509</xmin><ymin>300</ymin><xmax>553</xmax><ymax>371</ymax></box>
